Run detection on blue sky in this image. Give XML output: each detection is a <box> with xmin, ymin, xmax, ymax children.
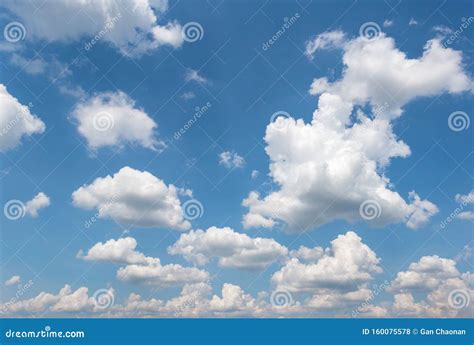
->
<box><xmin>0</xmin><ymin>0</ymin><xmax>472</xmax><ymax>317</ymax></box>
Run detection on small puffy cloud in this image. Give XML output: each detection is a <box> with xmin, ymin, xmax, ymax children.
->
<box><xmin>78</xmin><ymin>237</ymin><xmax>153</xmax><ymax>265</ymax></box>
<box><xmin>71</xmin><ymin>91</ymin><xmax>162</xmax><ymax>151</ymax></box>
<box><xmin>25</xmin><ymin>192</ymin><xmax>50</xmax><ymax>217</ymax></box>
<box><xmin>168</xmin><ymin>226</ymin><xmax>288</xmax><ymax>270</ymax></box>
<box><xmin>404</xmin><ymin>192</ymin><xmax>439</xmax><ymax>229</ymax></box>
<box><xmin>117</xmin><ymin>261</ymin><xmax>209</xmax><ymax>287</ymax></box>
<box><xmin>305</xmin><ymin>30</ymin><xmax>346</xmax><ymax>59</ymax></box>
<box><xmin>0</xmin><ymin>84</ymin><xmax>45</xmax><ymax>152</ymax></box>
<box><xmin>180</xmin><ymin>91</ymin><xmax>196</xmax><ymax>100</ymax></box>
<box><xmin>72</xmin><ymin>166</ymin><xmax>191</xmax><ymax>230</ymax></box>
<box><xmin>219</xmin><ymin>151</ymin><xmax>245</xmax><ymax>169</ymax></box>
<box><xmin>409</xmin><ymin>18</ymin><xmax>418</xmax><ymax>26</ymax></box>
<box><xmin>251</xmin><ymin>170</ymin><xmax>259</xmax><ymax>179</ymax></box>
<box><xmin>5</xmin><ymin>275</ymin><xmax>21</xmax><ymax>286</ymax></box>
<box><xmin>383</xmin><ymin>19</ymin><xmax>394</xmax><ymax>27</ymax></box>
<box><xmin>9</xmin><ymin>54</ymin><xmax>46</xmax><ymax>75</ymax></box>
<box><xmin>455</xmin><ymin>190</ymin><xmax>474</xmax><ymax>204</ymax></box>
<box><xmin>243</xmin><ymin>32</ymin><xmax>471</xmax><ymax>232</ymax></box>
<box><xmin>289</xmin><ymin>246</ymin><xmax>324</xmax><ymax>263</ymax></box>
<box><xmin>272</xmin><ymin>231</ymin><xmax>382</xmax><ymax>292</ymax></box>
<box><xmin>2</xmin><ymin>0</ymin><xmax>183</xmax><ymax>56</ymax></box>
<box><xmin>457</xmin><ymin>211</ymin><xmax>474</xmax><ymax>220</ymax></box>
<box><xmin>184</xmin><ymin>69</ymin><xmax>208</xmax><ymax>84</ymax></box>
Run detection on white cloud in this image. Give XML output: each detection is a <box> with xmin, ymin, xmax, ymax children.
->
<box><xmin>383</xmin><ymin>19</ymin><xmax>394</xmax><ymax>28</ymax></box>
<box><xmin>72</xmin><ymin>166</ymin><xmax>192</xmax><ymax>230</ymax></box>
<box><xmin>0</xmin><ymin>84</ymin><xmax>45</xmax><ymax>152</ymax></box>
<box><xmin>455</xmin><ymin>190</ymin><xmax>474</xmax><ymax>204</ymax></box>
<box><xmin>71</xmin><ymin>91</ymin><xmax>162</xmax><ymax>151</ymax></box>
<box><xmin>168</xmin><ymin>226</ymin><xmax>288</xmax><ymax>270</ymax></box>
<box><xmin>219</xmin><ymin>151</ymin><xmax>245</xmax><ymax>169</ymax></box>
<box><xmin>251</xmin><ymin>170</ymin><xmax>259</xmax><ymax>179</ymax></box>
<box><xmin>78</xmin><ymin>237</ymin><xmax>153</xmax><ymax>265</ymax></box>
<box><xmin>25</xmin><ymin>192</ymin><xmax>51</xmax><ymax>217</ymax></box>
<box><xmin>5</xmin><ymin>275</ymin><xmax>21</xmax><ymax>286</ymax></box>
<box><xmin>457</xmin><ymin>211</ymin><xmax>474</xmax><ymax>220</ymax></box>
<box><xmin>2</xmin><ymin>0</ymin><xmax>183</xmax><ymax>56</ymax></box>
<box><xmin>117</xmin><ymin>260</ymin><xmax>209</xmax><ymax>287</ymax></box>
<box><xmin>305</xmin><ymin>30</ymin><xmax>346</xmax><ymax>59</ymax></box>
<box><xmin>180</xmin><ymin>91</ymin><xmax>196</xmax><ymax>100</ymax></box>
<box><xmin>388</xmin><ymin>255</ymin><xmax>473</xmax><ymax>317</ymax></box>
<box><xmin>184</xmin><ymin>69</ymin><xmax>208</xmax><ymax>84</ymax></box>
<box><xmin>9</xmin><ymin>54</ymin><xmax>46</xmax><ymax>75</ymax></box>
<box><xmin>243</xmin><ymin>32</ymin><xmax>471</xmax><ymax>232</ymax></box>
<box><xmin>272</xmin><ymin>231</ymin><xmax>382</xmax><ymax>293</ymax></box>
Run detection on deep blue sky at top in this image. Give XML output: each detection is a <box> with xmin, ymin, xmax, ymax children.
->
<box><xmin>0</xmin><ymin>0</ymin><xmax>472</xmax><ymax>303</ymax></box>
